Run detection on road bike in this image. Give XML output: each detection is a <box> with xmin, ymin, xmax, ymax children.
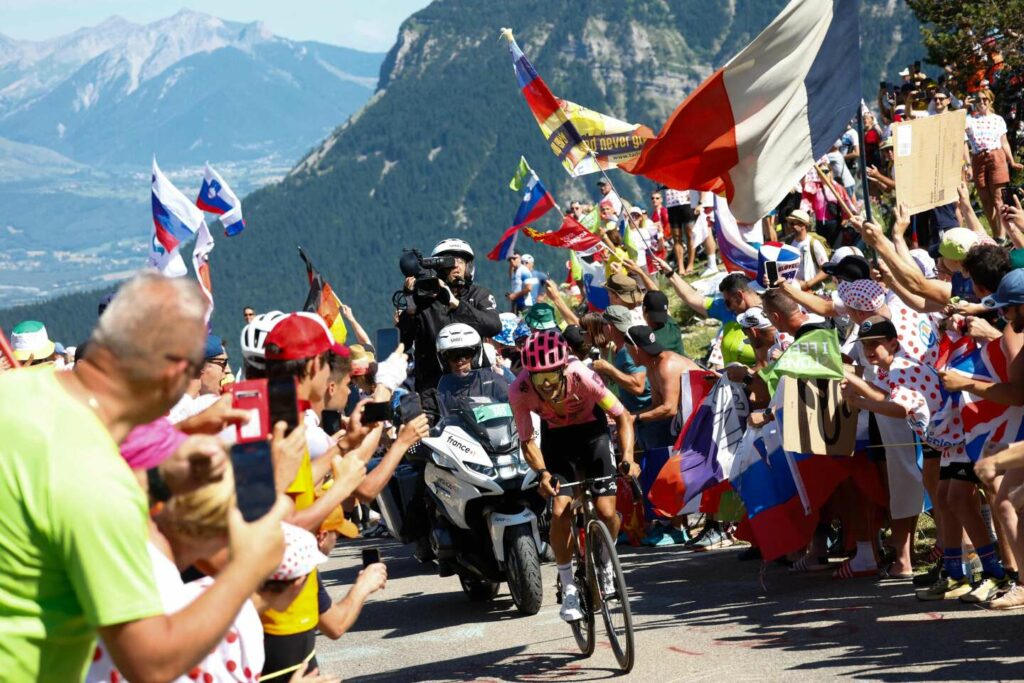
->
<box><xmin>555</xmin><ymin>474</ymin><xmax>637</xmax><ymax>673</ymax></box>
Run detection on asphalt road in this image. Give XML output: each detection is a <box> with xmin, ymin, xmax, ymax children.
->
<box><xmin>315</xmin><ymin>537</ymin><xmax>1024</xmax><ymax>682</ymax></box>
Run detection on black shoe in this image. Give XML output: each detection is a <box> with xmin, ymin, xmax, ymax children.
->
<box><xmin>413</xmin><ymin>536</ymin><xmax>436</xmax><ymax>563</ymax></box>
<box><xmin>913</xmin><ymin>560</ymin><xmax>943</xmax><ymax>587</ymax></box>
<box><xmin>737</xmin><ymin>546</ymin><xmax>762</xmax><ymax>562</ymax></box>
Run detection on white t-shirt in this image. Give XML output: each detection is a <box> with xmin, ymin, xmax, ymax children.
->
<box><xmin>598</xmin><ymin>190</ymin><xmax>623</xmax><ymax>216</ymax></box>
<box><xmin>510</xmin><ymin>264</ymin><xmax>535</xmax><ymax>306</ymax></box>
<box><xmin>168</xmin><ymin>392</ymin><xmax>220</xmax><ymax>425</ymax></box>
<box><xmin>305</xmin><ymin>408</ymin><xmax>334</xmax><ymax>460</ymax></box>
<box><xmin>791</xmin><ymin>236</ymin><xmax>828</xmax><ymax>283</ymax></box>
<box><xmin>966</xmin><ymin>113</ymin><xmax>1008</xmax><ymax>154</ymax></box>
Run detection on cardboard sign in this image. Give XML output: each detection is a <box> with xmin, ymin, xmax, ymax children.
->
<box><xmin>780</xmin><ymin>376</ymin><xmax>858</xmax><ymax>456</ymax></box>
<box><xmin>893</xmin><ymin>109</ymin><xmax>967</xmax><ymax>215</ymax></box>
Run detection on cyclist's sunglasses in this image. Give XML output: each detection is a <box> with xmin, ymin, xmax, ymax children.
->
<box><xmin>530</xmin><ymin>369</ymin><xmax>563</xmax><ymax>388</ymax></box>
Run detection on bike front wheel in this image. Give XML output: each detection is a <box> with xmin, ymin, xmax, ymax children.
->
<box><xmin>587</xmin><ymin>518</ymin><xmax>635</xmax><ymax>673</ymax></box>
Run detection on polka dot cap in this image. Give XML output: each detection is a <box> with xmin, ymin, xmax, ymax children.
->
<box><xmin>270</xmin><ymin>522</ymin><xmax>329</xmax><ymax>581</ymax></box>
<box><xmin>838</xmin><ymin>278</ymin><xmax>885</xmax><ymax>312</ymax></box>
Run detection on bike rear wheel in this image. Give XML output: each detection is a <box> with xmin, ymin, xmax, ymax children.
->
<box><xmin>587</xmin><ymin>518</ymin><xmax>635</xmax><ymax>672</ymax></box>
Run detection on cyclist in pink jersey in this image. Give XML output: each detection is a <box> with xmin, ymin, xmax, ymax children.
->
<box><xmin>509</xmin><ymin>330</ymin><xmax>637</xmax><ymax>622</ymax></box>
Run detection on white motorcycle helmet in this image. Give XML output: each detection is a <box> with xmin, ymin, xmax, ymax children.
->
<box><xmin>436</xmin><ymin>322</ymin><xmax>483</xmax><ymax>369</ymax></box>
<box><xmin>432</xmin><ymin>238</ymin><xmax>476</xmax><ymax>282</ymax></box>
<box><xmin>240</xmin><ymin>310</ymin><xmax>286</xmax><ymax>370</ymax></box>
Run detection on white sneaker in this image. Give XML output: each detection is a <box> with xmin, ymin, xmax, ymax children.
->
<box><xmin>599</xmin><ymin>561</ymin><xmax>616</xmax><ymax>597</ymax></box>
<box><xmin>560</xmin><ymin>587</ymin><xmax>584</xmax><ymax>622</ymax></box>
<box><xmin>699</xmin><ymin>266</ymin><xmax>719</xmax><ymax>277</ymax></box>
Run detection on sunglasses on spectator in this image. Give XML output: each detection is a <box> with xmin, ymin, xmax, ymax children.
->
<box><xmin>205</xmin><ymin>357</ymin><xmax>228</xmax><ymax>369</ymax></box>
<box><xmin>444</xmin><ymin>348</ymin><xmax>476</xmax><ymax>361</ymax></box>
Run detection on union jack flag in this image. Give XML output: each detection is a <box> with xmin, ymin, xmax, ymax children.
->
<box><xmin>948</xmin><ymin>339</ymin><xmax>1024</xmax><ymax>462</ymax></box>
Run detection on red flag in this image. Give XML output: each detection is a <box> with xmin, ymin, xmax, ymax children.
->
<box><xmin>523</xmin><ymin>216</ymin><xmax>603</xmax><ymax>251</ymax></box>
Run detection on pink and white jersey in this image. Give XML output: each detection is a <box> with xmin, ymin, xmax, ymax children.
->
<box><xmin>966</xmin><ymin>113</ymin><xmax>1008</xmax><ymax>154</ymax></box>
<box><xmin>510</xmin><ymin>360</ymin><xmax>623</xmax><ymax>441</ymax></box>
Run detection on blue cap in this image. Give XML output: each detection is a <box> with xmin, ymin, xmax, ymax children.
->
<box><xmin>204</xmin><ymin>333</ymin><xmax>225</xmax><ymax>360</ymax></box>
<box><xmin>983</xmin><ymin>269</ymin><xmax>1024</xmax><ymax>309</ymax></box>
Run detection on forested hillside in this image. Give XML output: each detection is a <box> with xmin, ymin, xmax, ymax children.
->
<box><xmin>2</xmin><ymin>0</ymin><xmax>925</xmax><ymax>351</ymax></box>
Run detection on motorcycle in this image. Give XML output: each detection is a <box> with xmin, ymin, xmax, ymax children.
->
<box><xmin>376</xmin><ymin>397</ymin><xmax>548</xmax><ymax>615</ymax></box>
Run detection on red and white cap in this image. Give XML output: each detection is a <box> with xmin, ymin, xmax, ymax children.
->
<box><xmin>269</xmin><ymin>522</ymin><xmax>329</xmax><ymax>581</ymax></box>
<box><xmin>265</xmin><ymin>312</ymin><xmax>348</xmax><ymax>361</ymax></box>
<box><xmin>838</xmin><ymin>279</ymin><xmax>886</xmax><ymax>312</ymax></box>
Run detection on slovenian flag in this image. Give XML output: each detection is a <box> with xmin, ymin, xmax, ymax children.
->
<box><xmin>622</xmin><ymin>0</ymin><xmax>861</xmax><ymax>223</ymax></box>
<box><xmin>487</xmin><ymin>157</ymin><xmax>556</xmax><ymax>260</ymax></box>
<box><xmin>196</xmin><ymin>163</ymin><xmax>245</xmax><ymax>236</ymax></box>
<box><xmin>152</xmin><ymin>158</ymin><xmax>205</xmax><ymax>252</ymax></box>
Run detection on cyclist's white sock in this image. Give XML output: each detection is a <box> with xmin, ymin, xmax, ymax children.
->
<box><xmin>558</xmin><ymin>563</ymin><xmax>575</xmax><ymax>592</ymax></box>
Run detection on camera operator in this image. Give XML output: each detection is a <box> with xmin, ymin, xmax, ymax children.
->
<box><xmin>397</xmin><ymin>239</ymin><xmax>501</xmax><ymax>416</ymax></box>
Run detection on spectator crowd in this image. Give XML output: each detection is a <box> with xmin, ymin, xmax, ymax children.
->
<box><xmin>5</xmin><ymin>39</ymin><xmax>1024</xmax><ymax>683</ymax></box>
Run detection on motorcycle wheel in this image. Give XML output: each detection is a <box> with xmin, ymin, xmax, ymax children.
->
<box><xmin>459</xmin><ymin>576</ymin><xmax>500</xmax><ymax>602</ymax></box>
<box><xmin>505</xmin><ymin>525</ymin><xmax>544</xmax><ymax>615</ymax></box>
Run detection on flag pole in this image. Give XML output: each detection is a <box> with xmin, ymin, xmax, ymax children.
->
<box><xmin>856</xmin><ymin>107</ymin><xmax>874</xmax><ymax>223</ymax></box>
<box><xmin>813</xmin><ymin>164</ymin><xmax>859</xmax><ymax>220</ymax></box>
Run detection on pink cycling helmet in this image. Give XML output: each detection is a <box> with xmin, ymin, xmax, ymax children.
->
<box><xmin>521</xmin><ymin>330</ymin><xmax>569</xmax><ymax>372</ymax></box>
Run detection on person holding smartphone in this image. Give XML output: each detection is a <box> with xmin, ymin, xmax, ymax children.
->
<box><xmin>966</xmin><ymin>88</ymin><xmax>1023</xmax><ymax>242</ymax></box>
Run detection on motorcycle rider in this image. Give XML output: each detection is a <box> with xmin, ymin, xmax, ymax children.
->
<box><xmin>398</xmin><ymin>238</ymin><xmax>502</xmax><ymax>419</ymax></box>
<box><xmin>509</xmin><ymin>330</ymin><xmax>638</xmax><ymax>622</ymax></box>
<box><xmin>436</xmin><ymin>323</ymin><xmax>509</xmax><ymax>416</ymax></box>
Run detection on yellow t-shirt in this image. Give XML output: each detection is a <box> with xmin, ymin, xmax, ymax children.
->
<box><xmin>260</xmin><ymin>452</ymin><xmax>319</xmax><ymax>636</ymax></box>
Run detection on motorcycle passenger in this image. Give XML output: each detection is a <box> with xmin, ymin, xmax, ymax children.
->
<box><xmin>509</xmin><ymin>330</ymin><xmax>638</xmax><ymax>622</ymax></box>
<box><xmin>435</xmin><ymin>323</ymin><xmax>509</xmax><ymax>416</ymax></box>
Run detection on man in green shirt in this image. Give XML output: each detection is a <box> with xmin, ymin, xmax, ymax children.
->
<box><xmin>642</xmin><ymin>290</ymin><xmax>685</xmax><ymax>355</ymax></box>
<box><xmin>0</xmin><ymin>273</ymin><xmax>288</xmax><ymax>682</ymax></box>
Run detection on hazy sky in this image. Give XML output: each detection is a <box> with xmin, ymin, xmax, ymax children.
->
<box><xmin>0</xmin><ymin>0</ymin><xmax>433</xmax><ymax>51</ymax></box>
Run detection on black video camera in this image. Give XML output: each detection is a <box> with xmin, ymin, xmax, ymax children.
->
<box><xmin>399</xmin><ymin>248</ymin><xmax>457</xmax><ymax>302</ymax></box>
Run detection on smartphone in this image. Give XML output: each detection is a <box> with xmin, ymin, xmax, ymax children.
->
<box><xmin>229</xmin><ymin>440</ymin><xmax>277</xmax><ymax>521</ymax></box>
<box><xmin>1002</xmin><ymin>186</ymin><xmax>1023</xmax><ymax>205</ymax></box>
<box><xmin>375</xmin><ymin>327</ymin><xmax>400</xmax><ymax>360</ymax></box>
<box><xmin>231</xmin><ymin>379</ymin><xmax>269</xmax><ymax>444</ymax></box>
<box><xmin>765</xmin><ymin>260</ymin><xmax>780</xmax><ymax>288</ymax></box>
<box><xmin>361</xmin><ymin>401</ymin><xmax>395</xmax><ymax>424</ymax></box>
<box><xmin>879</xmin><ymin>80</ymin><xmax>887</xmax><ymax>90</ymax></box>
<box><xmin>321</xmin><ymin>409</ymin><xmax>342</xmax><ymax>437</ymax></box>
<box><xmin>268</xmin><ymin>376</ymin><xmax>301</xmax><ymax>435</ymax></box>
<box><xmin>362</xmin><ymin>548</ymin><xmax>381</xmax><ymax>567</ymax></box>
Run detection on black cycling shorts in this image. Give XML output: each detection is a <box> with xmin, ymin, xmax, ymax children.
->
<box><xmin>541</xmin><ymin>417</ymin><xmax>617</xmax><ymax>497</ymax></box>
<box><xmin>940</xmin><ymin>462</ymin><xmax>980</xmax><ymax>484</ymax></box>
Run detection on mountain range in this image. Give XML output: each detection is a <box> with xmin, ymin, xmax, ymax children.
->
<box><xmin>1</xmin><ymin>0</ymin><xmax>926</xmax><ymax>353</ymax></box>
<box><xmin>0</xmin><ymin>10</ymin><xmax>383</xmax><ymax>305</ymax></box>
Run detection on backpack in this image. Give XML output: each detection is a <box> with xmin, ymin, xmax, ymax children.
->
<box><xmin>808</xmin><ymin>232</ymin><xmax>832</xmax><ymax>268</ymax></box>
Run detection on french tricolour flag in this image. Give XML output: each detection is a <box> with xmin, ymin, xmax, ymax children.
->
<box><xmin>152</xmin><ymin>158</ymin><xmax>205</xmax><ymax>252</ymax></box>
<box><xmin>623</xmin><ymin>0</ymin><xmax>861</xmax><ymax>223</ymax></box>
<box><xmin>196</xmin><ymin>162</ymin><xmax>245</xmax><ymax>236</ymax></box>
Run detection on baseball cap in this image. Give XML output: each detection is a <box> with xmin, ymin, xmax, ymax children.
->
<box><xmin>786</xmin><ymin>209</ymin><xmax>812</xmax><ymax>226</ymax></box>
<box><xmin>602</xmin><ymin>305</ymin><xmax>634</xmax><ymax>333</ymax></box>
<box><xmin>597</xmin><ymin>179</ymin><xmax>609</xmax><ymax>187</ymax></box>
<box><xmin>265</xmin><ymin>313</ymin><xmax>335</xmax><ymax>361</ymax></box>
<box><xmin>628</xmin><ymin>205</ymin><xmax>643</xmax><ymax>216</ymax></box>
<box><xmin>737</xmin><ymin>306</ymin><xmax>773</xmax><ymax>330</ymax></box>
<box><xmin>857</xmin><ymin>315</ymin><xmax>898</xmax><ymax>341</ymax></box>
<box><xmin>939</xmin><ymin>227</ymin><xmax>980</xmax><ymax>261</ymax></box>
<box><xmin>838</xmin><ymin>279</ymin><xmax>886</xmax><ymax>312</ymax></box>
<box><xmin>899</xmin><ymin>68</ymin><xmax>910</xmax><ymax>77</ymax></box>
<box><xmin>204</xmin><ymin>333</ymin><xmax>225</xmax><ymax>360</ymax></box>
<box><xmin>524</xmin><ymin>303</ymin><xmax>558</xmax><ymax>331</ymax></box>
<box><xmin>823</xmin><ymin>255</ymin><xmax>871</xmax><ymax>282</ymax></box>
<box><xmin>829</xmin><ymin>245</ymin><xmax>864</xmax><ymax>264</ymax></box>
<box><xmin>624</xmin><ymin>325</ymin><xmax>663</xmax><ymax>355</ymax></box>
<box><xmin>269</xmin><ymin>523</ymin><xmax>329</xmax><ymax>582</ymax></box>
<box><xmin>606</xmin><ymin>272</ymin><xmax>642</xmax><ymax>305</ymax></box>
<box><xmin>521</xmin><ymin>254</ymin><xmax>534</xmax><ymax>265</ymax></box>
<box><xmin>10</xmin><ymin>320</ymin><xmax>56</xmax><ymax>362</ymax></box>
<box><xmin>642</xmin><ymin>290</ymin><xmax>670</xmax><ymax>326</ymax></box>
<box><xmin>561</xmin><ymin>324</ymin><xmax>585</xmax><ymax>351</ymax></box>
<box><xmin>983</xmin><ymin>269</ymin><xmax>1024</xmax><ymax>309</ymax></box>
